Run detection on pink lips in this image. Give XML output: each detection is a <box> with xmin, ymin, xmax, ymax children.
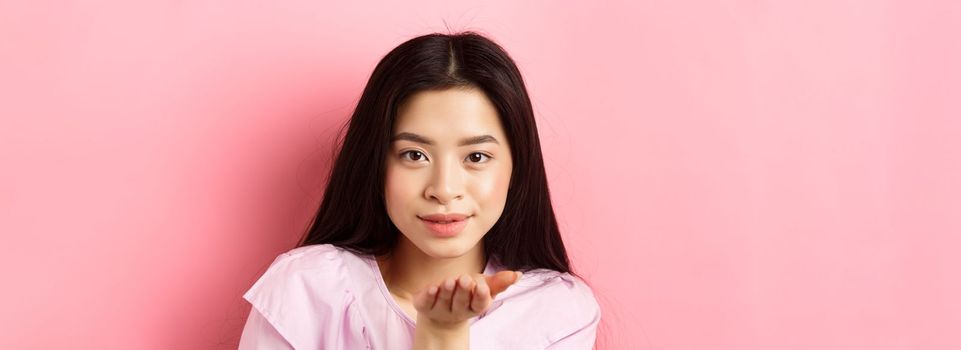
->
<box><xmin>418</xmin><ymin>213</ymin><xmax>471</xmax><ymax>237</ymax></box>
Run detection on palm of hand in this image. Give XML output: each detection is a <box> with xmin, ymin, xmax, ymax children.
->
<box><xmin>412</xmin><ymin>270</ymin><xmax>522</xmax><ymax>325</ymax></box>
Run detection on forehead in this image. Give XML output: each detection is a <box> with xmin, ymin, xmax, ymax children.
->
<box><xmin>393</xmin><ymin>88</ymin><xmax>504</xmax><ymax>140</ymax></box>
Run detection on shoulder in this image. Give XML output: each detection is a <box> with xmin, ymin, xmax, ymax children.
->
<box><xmin>272</xmin><ymin>243</ymin><xmax>347</xmax><ymax>269</ymax></box>
<box><xmin>477</xmin><ymin>269</ymin><xmax>601</xmax><ymax>347</ymax></box>
<box><xmin>523</xmin><ymin>271</ymin><xmax>602</xmax><ymax>346</ymax></box>
<box><xmin>519</xmin><ymin>269</ymin><xmax>601</xmax><ymax>320</ymax></box>
<box><xmin>242</xmin><ymin>244</ymin><xmax>355</xmax><ymax>318</ymax></box>
<box><xmin>242</xmin><ymin>244</ymin><xmax>370</xmax><ymax>348</ymax></box>
<box><xmin>493</xmin><ymin>268</ymin><xmax>600</xmax><ymax>320</ymax></box>
<box><xmin>244</xmin><ymin>244</ymin><xmax>353</xmax><ymax>297</ymax></box>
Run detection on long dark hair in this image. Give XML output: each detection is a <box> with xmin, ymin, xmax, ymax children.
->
<box><xmin>296</xmin><ymin>31</ymin><xmax>574</xmax><ymax>276</ymax></box>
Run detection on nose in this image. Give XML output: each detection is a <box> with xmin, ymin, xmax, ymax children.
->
<box><xmin>424</xmin><ymin>156</ymin><xmax>464</xmax><ymax>204</ymax></box>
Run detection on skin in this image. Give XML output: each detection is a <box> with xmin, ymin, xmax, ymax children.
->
<box><xmin>380</xmin><ymin>87</ymin><xmax>521</xmax><ymax>349</ymax></box>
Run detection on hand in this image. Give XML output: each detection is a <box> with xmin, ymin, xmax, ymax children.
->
<box><xmin>412</xmin><ymin>270</ymin><xmax>523</xmax><ymax>327</ymax></box>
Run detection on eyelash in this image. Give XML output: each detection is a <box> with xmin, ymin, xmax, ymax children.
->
<box><xmin>399</xmin><ymin>150</ymin><xmax>492</xmax><ymax>164</ymax></box>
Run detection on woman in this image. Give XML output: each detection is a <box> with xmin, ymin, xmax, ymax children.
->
<box><xmin>239</xmin><ymin>31</ymin><xmax>600</xmax><ymax>349</ymax></box>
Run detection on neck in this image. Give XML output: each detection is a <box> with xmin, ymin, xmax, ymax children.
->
<box><xmin>376</xmin><ymin>237</ymin><xmax>487</xmax><ymax>302</ymax></box>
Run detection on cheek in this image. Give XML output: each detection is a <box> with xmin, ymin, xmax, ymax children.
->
<box><xmin>384</xmin><ymin>166</ymin><xmax>417</xmax><ymax>216</ymax></box>
<box><xmin>473</xmin><ymin>167</ymin><xmax>512</xmax><ymax>207</ymax></box>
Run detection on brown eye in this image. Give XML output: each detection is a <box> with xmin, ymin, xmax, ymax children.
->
<box><xmin>467</xmin><ymin>152</ymin><xmax>491</xmax><ymax>164</ymax></box>
<box><xmin>401</xmin><ymin>150</ymin><xmax>427</xmax><ymax>162</ymax></box>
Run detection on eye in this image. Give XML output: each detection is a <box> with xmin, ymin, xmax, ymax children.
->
<box><xmin>466</xmin><ymin>152</ymin><xmax>492</xmax><ymax>164</ymax></box>
<box><xmin>400</xmin><ymin>150</ymin><xmax>428</xmax><ymax>162</ymax></box>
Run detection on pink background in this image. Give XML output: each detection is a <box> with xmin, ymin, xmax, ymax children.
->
<box><xmin>2</xmin><ymin>0</ymin><xmax>959</xmax><ymax>349</ymax></box>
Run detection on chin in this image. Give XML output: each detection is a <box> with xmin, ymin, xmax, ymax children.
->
<box><xmin>413</xmin><ymin>236</ymin><xmax>479</xmax><ymax>259</ymax></box>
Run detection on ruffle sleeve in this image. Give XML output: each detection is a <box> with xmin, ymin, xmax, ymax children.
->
<box><xmin>240</xmin><ymin>244</ymin><xmax>370</xmax><ymax>349</ymax></box>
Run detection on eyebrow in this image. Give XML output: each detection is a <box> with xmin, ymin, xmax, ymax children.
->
<box><xmin>391</xmin><ymin>132</ymin><xmax>500</xmax><ymax>146</ymax></box>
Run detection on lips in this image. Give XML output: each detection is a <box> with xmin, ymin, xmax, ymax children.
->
<box><xmin>418</xmin><ymin>213</ymin><xmax>470</xmax><ymax>223</ymax></box>
<box><xmin>418</xmin><ymin>213</ymin><xmax>472</xmax><ymax>237</ymax></box>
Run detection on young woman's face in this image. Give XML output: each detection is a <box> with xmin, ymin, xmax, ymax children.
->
<box><xmin>385</xmin><ymin>87</ymin><xmax>513</xmax><ymax>259</ymax></box>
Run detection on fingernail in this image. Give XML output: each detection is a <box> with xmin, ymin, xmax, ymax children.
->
<box><xmin>515</xmin><ymin>271</ymin><xmax>523</xmax><ymax>280</ymax></box>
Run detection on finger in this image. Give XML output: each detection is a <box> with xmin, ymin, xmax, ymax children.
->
<box><xmin>451</xmin><ymin>274</ymin><xmax>475</xmax><ymax>313</ymax></box>
<box><xmin>433</xmin><ymin>277</ymin><xmax>456</xmax><ymax>312</ymax></box>
<box><xmin>485</xmin><ymin>270</ymin><xmax>522</xmax><ymax>299</ymax></box>
<box><xmin>470</xmin><ymin>274</ymin><xmax>492</xmax><ymax>313</ymax></box>
<box><xmin>413</xmin><ymin>284</ymin><xmax>439</xmax><ymax>312</ymax></box>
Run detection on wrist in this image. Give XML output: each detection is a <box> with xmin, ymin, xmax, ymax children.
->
<box><xmin>413</xmin><ymin>315</ymin><xmax>469</xmax><ymax>350</ymax></box>
<box><xmin>417</xmin><ymin>315</ymin><xmax>469</xmax><ymax>333</ymax></box>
